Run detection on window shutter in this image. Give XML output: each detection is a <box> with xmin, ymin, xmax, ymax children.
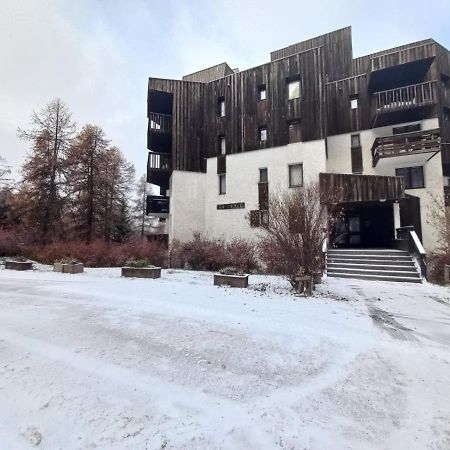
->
<box><xmin>217</xmin><ymin>155</ymin><xmax>226</xmax><ymax>174</ymax></box>
<box><xmin>258</xmin><ymin>182</ymin><xmax>269</xmax><ymax>210</ymax></box>
<box><xmin>250</xmin><ymin>210</ymin><xmax>261</xmax><ymax>227</ymax></box>
<box><xmin>351</xmin><ymin>146</ymin><xmax>363</xmax><ymax>174</ymax></box>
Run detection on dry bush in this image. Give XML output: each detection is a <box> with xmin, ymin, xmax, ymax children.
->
<box><xmin>258</xmin><ymin>181</ymin><xmax>341</xmax><ymax>286</ymax></box>
<box><xmin>426</xmin><ymin>200</ymin><xmax>450</xmax><ymax>283</ymax></box>
<box><xmin>170</xmin><ymin>233</ymin><xmax>259</xmax><ymax>272</ymax></box>
<box><xmin>25</xmin><ymin>239</ymin><xmax>167</xmax><ymax>268</ymax></box>
<box><xmin>0</xmin><ymin>228</ymin><xmax>26</xmax><ymax>257</ymax></box>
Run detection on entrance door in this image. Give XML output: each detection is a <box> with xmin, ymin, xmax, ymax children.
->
<box><xmin>399</xmin><ymin>194</ymin><xmax>422</xmax><ymax>242</ymax></box>
<box><xmin>333</xmin><ymin>203</ymin><xmax>394</xmax><ymax>248</ymax></box>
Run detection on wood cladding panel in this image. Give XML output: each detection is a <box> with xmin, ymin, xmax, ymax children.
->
<box><xmin>319</xmin><ymin>173</ymin><xmax>405</xmax><ymax>204</ymax></box>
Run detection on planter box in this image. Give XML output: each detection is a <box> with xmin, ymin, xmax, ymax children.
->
<box><xmin>5</xmin><ymin>260</ymin><xmax>33</xmax><ymax>271</ymax></box>
<box><xmin>445</xmin><ymin>265</ymin><xmax>450</xmax><ymax>284</ymax></box>
<box><xmin>121</xmin><ymin>267</ymin><xmax>161</xmax><ymax>279</ymax></box>
<box><xmin>53</xmin><ymin>263</ymin><xmax>84</xmax><ymax>274</ymax></box>
<box><xmin>214</xmin><ymin>273</ymin><xmax>249</xmax><ymax>288</ymax></box>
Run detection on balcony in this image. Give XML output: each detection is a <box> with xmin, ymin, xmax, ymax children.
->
<box><xmin>147</xmin><ymin>152</ymin><xmax>172</xmax><ymax>190</ymax></box>
<box><xmin>374</xmin><ymin>81</ymin><xmax>437</xmax><ymax>116</ymax></box>
<box><xmin>149</xmin><ymin>112</ymin><xmax>172</xmax><ymax>134</ymax></box>
<box><xmin>372</xmin><ymin>128</ymin><xmax>441</xmax><ymax>167</ymax></box>
<box><xmin>369</xmin><ymin>42</ymin><xmax>435</xmax><ymax>73</ymax></box>
<box><xmin>146</xmin><ymin>195</ymin><xmax>169</xmax><ymax>217</ymax></box>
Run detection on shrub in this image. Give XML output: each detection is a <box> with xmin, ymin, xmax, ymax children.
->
<box><xmin>0</xmin><ymin>229</ymin><xmax>26</xmax><ymax>257</ymax></box>
<box><xmin>170</xmin><ymin>233</ymin><xmax>259</xmax><ymax>273</ymax></box>
<box><xmin>25</xmin><ymin>239</ymin><xmax>167</xmax><ymax>268</ymax></box>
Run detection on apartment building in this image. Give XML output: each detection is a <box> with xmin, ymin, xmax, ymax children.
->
<box><xmin>146</xmin><ymin>27</ymin><xmax>450</xmax><ymax>257</ymax></box>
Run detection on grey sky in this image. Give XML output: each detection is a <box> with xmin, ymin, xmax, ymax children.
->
<box><xmin>1</xmin><ymin>0</ymin><xmax>449</xmax><ymax>179</ymax></box>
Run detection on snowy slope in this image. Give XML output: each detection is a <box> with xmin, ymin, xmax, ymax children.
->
<box><xmin>0</xmin><ymin>266</ymin><xmax>449</xmax><ymax>449</ymax></box>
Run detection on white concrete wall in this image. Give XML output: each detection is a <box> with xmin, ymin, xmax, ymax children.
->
<box><xmin>204</xmin><ymin>140</ymin><xmax>327</xmax><ymax>242</ymax></box>
<box><xmin>327</xmin><ymin>118</ymin><xmax>444</xmax><ymax>252</ymax></box>
<box><xmin>169</xmin><ymin>170</ymin><xmax>206</xmax><ymax>242</ymax></box>
<box><xmin>169</xmin><ymin>140</ymin><xmax>327</xmax><ymax>243</ymax></box>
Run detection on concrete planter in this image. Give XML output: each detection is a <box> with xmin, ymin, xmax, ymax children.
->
<box><xmin>53</xmin><ymin>262</ymin><xmax>84</xmax><ymax>274</ymax></box>
<box><xmin>214</xmin><ymin>273</ymin><xmax>249</xmax><ymax>288</ymax></box>
<box><xmin>444</xmin><ymin>265</ymin><xmax>450</xmax><ymax>284</ymax></box>
<box><xmin>5</xmin><ymin>260</ymin><xmax>33</xmax><ymax>271</ymax></box>
<box><xmin>121</xmin><ymin>267</ymin><xmax>161</xmax><ymax>279</ymax></box>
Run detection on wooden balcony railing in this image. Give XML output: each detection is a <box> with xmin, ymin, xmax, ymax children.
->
<box><xmin>370</xmin><ymin>42</ymin><xmax>435</xmax><ymax>72</ymax></box>
<box><xmin>374</xmin><ymin>81</ymin><xmax>437</xmax><ymax>114</ymax></box>
<box><xmin>372</xmin><ymin>128</ymin><xmax>441</xmax><ymax>167</ymax></box>
<box><xmin>149</xmin><ymin>112</ymin><xmax>172</xmax><ymax>134</ymax></box>
<box><xmin>147</xmin><ymin>152</ymin><xmax>172</xmax><ymax>171</ymax></box>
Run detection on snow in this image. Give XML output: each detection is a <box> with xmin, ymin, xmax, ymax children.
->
<box><xmin>0</xmin><ymin>265</ymin><xmax>449</xmax><ymax>450</ymax></box>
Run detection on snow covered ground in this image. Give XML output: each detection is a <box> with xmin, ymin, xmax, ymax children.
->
<box><xmin>0</xmin><ymin>265</ymin><xmax>449</xmax><ymax>450</ymax></box>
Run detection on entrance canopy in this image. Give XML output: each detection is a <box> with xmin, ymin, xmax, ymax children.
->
<box><xmin>319</xmin><ymin>173</ymin><xmax>405</xmax><ymax>205</ymax></box>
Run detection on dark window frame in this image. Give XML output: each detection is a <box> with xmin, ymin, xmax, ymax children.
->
<box><xmin>258</xmin><ymin>84</ymin><xmax>267</xmax><ymax>101</ymax></box>
<box><xmin>351</xmin><ymin>133</ymin><xmax>361</xmax><ymax>148</ymax></box>
<box><xmin>395</xmin><ymin>166</ymin><xmax>425</xmax><ymax>189</ymax></box>
<box><xmin>218</xmin><ymin>96</ymin><xmax>225</xmax><ymax>117</ymax></box>
<box><xmin>259</xmin><ymin>167</ymin><xmax>268</xmax><ymax>183</ymax></box>
<box><xmin>217</xmin><ymin>134</ymin><xmax>226</xmax><ymax>155</ymax></box>
<box><xmin>288</xmin><ymin>163</ymin><xmax>303</xmax><ymax>188</ymax></box>
<box><xmin>259</xmin><ymin>126</ymin><xmax>268</xmax><ymax>142</ymax></box>
<box><xmin>350</xmin><ymin>94</ymin><xmax>359</xmax><ymax>110</ymax></box>
<box><xmin>218</xmin><ymin>173</ymin><xmax>226</xmax><ymax>195</ymax></box>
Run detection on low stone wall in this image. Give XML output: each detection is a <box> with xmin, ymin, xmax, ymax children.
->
<box><xmin>121</xmin><ymin>267</ymin><xmax>162</xmax><ymax>279</ymax></box>
<box><xmin>214</xmin><ymin>273</ymin><xmax>248</xmax><ymax>288</ymax></box>
<box><xmin>5</xmin><ymin>261</ymin><xmax>33</xmax><ymax>271</ymax></box>
<box><xmin>53</xmin><ymin>263</ymin><xmax>84</xmax><ymax>274</ymax></box>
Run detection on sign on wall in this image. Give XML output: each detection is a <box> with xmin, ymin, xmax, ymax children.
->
<box><xmin>217</xmin><ymin>202</ymin><xmax>245</xmax><ymax>210</ymax></box>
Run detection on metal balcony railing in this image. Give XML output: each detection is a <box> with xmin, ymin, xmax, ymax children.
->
<box><xmin>148</xmin><ymin>112</ymin><xmax>172</xmax><ymax>134</ymax></box>
<box><xmin>147</xmin><ymin>152</ymin><xmax>172</xmax><ymax>171</ymax></box>
<box><xmin>146</xmin><ymin>195</ymin><xmax>169</xmax><ymax>215</ymax></box>
<box><xmin>374</xmin><ymin>81</ymin><xmax>437</xmax><ymax>114</ymax></box>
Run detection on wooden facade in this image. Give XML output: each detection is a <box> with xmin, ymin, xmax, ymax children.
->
<box><xmin>319</xmin><ymin>173</ymin><xmax>405</xmax><ymax>204</ymax></box>
<box><xmin>147</xmin><ymin>27</ymin><xmax>450</xmax><ymax>196</ymax></box>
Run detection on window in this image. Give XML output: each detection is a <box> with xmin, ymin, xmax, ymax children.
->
<box><xmin>351</xmin><ymin>134</ymin><xmax>360</xmax><ymax>148</ymax></box>
<box><xmin>218</xmin><ymin>135</ymin><xmax>226</xmax><ymax>155</ymax></box>
<box><xmin>259</xmin><ymin>127</ymin><xmax>267</xmax><ymax>142</ymax></box>
<box><xmin>441</xmin><ymin>74</ymin><xmax>450</xmax><ymax>89</ymax></box>
<box><xmin>259</xmin><ymin>168</ymin><xmax>268</xmax><ymax>183</ymax></box>
<box><xmin>289</xmin><ymin>163</ymin><xmax>303</xmax><ymax>187</ymax></box>
<box><xmin>219</xmin><ymin>174</ymin><xmax>226</xmax><ymax>194</ymax></box>
<box><xmin>258</xmin><ymin>84</ymin><xmax>267</xmax><ymax>101</ymax></box>
<box><xmin>288</xmin><ymin>120</ymin><xmax>302</xmax><ymax>143</ymax></box>
<box><xmin>396</xmin><ymin>166</ymin><xmax>425</xmax><ymax>189</ymax></box>
<box><xmin>288</xmin><ymin>79</ymin><xmax>300</xmax><ymax>100</ymax></box>
<box><xmin>350</xmin><ymin>95</ymin><xmax>359</xmax><ymax>110</ymax></box>
<box><xmin>218</xmin><ymin>97</ymin><xmax>225</xmax><ymax>117</ymax></box>
<box><xmin>393</xmin><ymin>124</ymin><xmax>421</xmax><ymax>135</ymax></box>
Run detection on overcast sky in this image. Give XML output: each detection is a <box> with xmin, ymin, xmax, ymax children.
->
<box><xmin>1</xmin><ymin>0</ymin><xmax>450</xmax><ymax>180</ymax></box>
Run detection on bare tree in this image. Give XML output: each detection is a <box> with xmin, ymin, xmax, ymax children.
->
<box><xmin>259</xmin><ymin>181</ymin><xmax>342</xmax><ymax>287</ymax></box>
<box><xmin>0</xmin><ymin>156</ymin><xmax>11</xmax><ymax>186</ymax></box>
<box><xmin>17</xmin><ymin>99</ymin><xmax>76</xmax><ymax>243</ymax></box>
<box><xmin>132</xmin><ymin>174</ymin><xmax>158</xmax><ymax>239</ymax></box>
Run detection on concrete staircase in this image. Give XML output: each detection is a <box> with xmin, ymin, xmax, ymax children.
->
<box><xmin>326</xmin><ymin>249</ymin><xmax>422</xmax><ymax>283</ymax></box>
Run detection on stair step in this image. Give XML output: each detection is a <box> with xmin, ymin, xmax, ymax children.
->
<box><xmin>328</xmin><ymin>251</ymin><xmax>409</xmax><ymax>257</ymax></box>
<box><xmin>327</xmin><ymin>268</ymin><xmax>420</xmax><ymax>278</ymax></box>
<box><xmin>327</xmin><ymin>272</ymin><xmax>422</xmax><ymax>283</ymax></box>
<box><xmin>327</xmin><ymin>258</ymin><xmax>415</xmax><ymax>266</ymax></box>
<box><xmin>327</xmin><ymin>254</ymin><xmax>412</xmax><ymax>261</ymax></box>
<box><xmin>327</xmin><ymin>263</ymin><xmax>416</xmax><ymax>271</ymax></box>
